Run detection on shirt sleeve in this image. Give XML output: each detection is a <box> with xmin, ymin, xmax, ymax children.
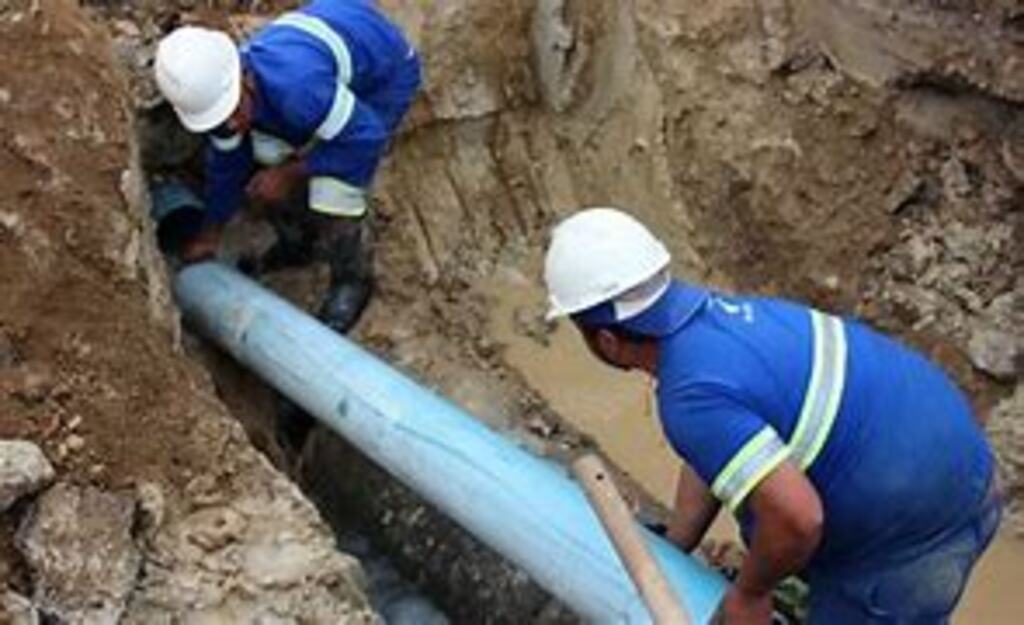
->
<box><xmin>203</xmin><ymin>134</ymin><xmax>254</xmax><ymax>225</ymax></box>
<box><xmin>659</xmin><ymin>383</ymin><xmax>791</xmax><ymax>512</ymax></box>
<box><xmin>303</xmin><ymin>96</ymin><xmax>388</xmax><ymax>217</ymax></box>
<box><xmin>278</xmin><ymin>81</ymin><xmax>388</xmax><ymax>218</ymax></box>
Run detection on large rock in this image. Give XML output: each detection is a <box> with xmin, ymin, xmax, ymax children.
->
<box><xmin>123</xmin><ymin>476</ymin><xmax>378</xmax><ymax>625</ymax></box>
<box><xmin>16</xmin><ymin>483</ymin><xmax>141</xmax><ymax>625</ymax></box>
<box><xmin>0</xmin><ymin>441</ymin><xmax>55</xmax><ymax>512</ymax></box>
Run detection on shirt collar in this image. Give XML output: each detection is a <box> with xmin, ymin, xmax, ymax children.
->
<box><xmin>573</xmin><ymin>281</ymin><xmax>709</xmax><ymax>338</ymax></box>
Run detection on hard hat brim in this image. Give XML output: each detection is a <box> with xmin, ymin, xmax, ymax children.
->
<box><xmin>176</xmin><ymin>50</ymin><xmax>242</xmax><ymax>133</ymax></box>
<box><xmin>544</xmin><ymin>254</ymin><xmax>670</xmax><ymax>322</ymax></box>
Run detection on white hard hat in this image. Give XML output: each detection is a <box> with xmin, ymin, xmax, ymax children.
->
<box><xmin>544</xmin><ymin>208</ymin><xmax>671</xmax><ymax>320</ymax></box>
<box><xmin>155</xmin><ymin>26</ymin><xmax>241</xmax><ymax>133</ymax></box>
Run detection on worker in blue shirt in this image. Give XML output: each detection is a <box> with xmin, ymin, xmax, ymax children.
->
<box><xmin>154</xmin><ymin>0</ymin><xmax>420</xmax><ymax>332</ymax></box>
<box><xmin>544</xmin><ymin>208</ymin><xmax>1002</xmax><ymax>624</ymax></box>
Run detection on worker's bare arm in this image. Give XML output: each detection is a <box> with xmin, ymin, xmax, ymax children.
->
<box><xmin>716</xmin><ymin>460</ymin><xmax>822</xmax><ymax>624</ymax></box>
<box><xmin>739</xmin><ymin>459</ymin><xmax>823</xmax><ymax>593</ymax></box>
<box><xmin>666</xmin><ymin>461</ymin><xmax>721</xmax><ymax>552</ymax></box>
<box><xmin>246</xmin><ymin>158</ymin><xmax>309</xmax><ymax>207</ymax></box>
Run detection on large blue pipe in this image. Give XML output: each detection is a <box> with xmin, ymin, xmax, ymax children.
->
<box><xmin>174</xmin><ymin>262</ymin><xmax>727</xmax><ymax>624</ymax></box>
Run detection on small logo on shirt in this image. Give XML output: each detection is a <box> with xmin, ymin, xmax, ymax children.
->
<box><xmin>712</xmin><ymin>296</ymin><xmax>755</xmax><ymax>323</ymax></box>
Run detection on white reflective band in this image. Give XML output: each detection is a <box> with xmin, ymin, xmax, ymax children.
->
<box><xmin>274</xmin><ymin>13</ymin><xmax>352</xmax><ymax>83</ymax></box>
<box><xmin>251</xmin><ymin>129</ymin><xmax>295</xmax><ymax>166</ymax></box>
<box><xmin>309</xmin><ymin>176</ymin><xmax>367</xmax><ymax>218</ymax></box>
<box><xmin>712</xmin><ymin>428</ymin><xmax>790</xmax><ymax>512</ymax></box>
<box><xmin>210</xmin><ymin>133</ymin><xmax>243</xmax><ymax>152</ymax></box>
<box><xmin>273</xmin><ymin>12</ymin><xmax>355</xmax><ymax>141</ymax></box>
<box><xmin>316</xmin><ymin>83</ymin><xmax>356</xmax><ymax>141</ymax></box>
<box><xmin>789</xmin><ymin>310</ymin><xmax>848</xmax><ymax>470</ymax></box>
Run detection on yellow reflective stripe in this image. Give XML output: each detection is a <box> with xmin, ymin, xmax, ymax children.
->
<box><xmin>712</xmin><ymin>428</ymin><xmax>790</xmax><ymax>512</ymax></box>
<box><xmin>789</xmin><ymin>310</ymin><xmax>847</xmax><ymax>470</ymax></box>
<box><xmin>273</xmin><ymin>13</ymin><xmax>355</xmax><ymax>140</ymax></box>
<box><xmin>309</xmin><ymin>176</ymin><xmax>367</xmax><ymax>218</ymax></box>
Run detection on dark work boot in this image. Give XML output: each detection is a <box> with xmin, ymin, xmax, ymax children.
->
<box><xmin>320</xmin><ymin>280</ymin><xmax>373</xmax><ymax>334</ymax></box>
<box><xmin>315</xmin><ymin>215</ymin><xmax>374</xmax><ymax>334</ymax></box>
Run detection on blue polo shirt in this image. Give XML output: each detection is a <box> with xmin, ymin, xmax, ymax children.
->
<box><xmin>653</xmin><ymin>282</ymin><xmax>994</xmax><ymax>575</ymax></box>
<box><xmin>205</xmin><ymin>0</ymin><xmax>420</xmax><ymax>223</ymax></box>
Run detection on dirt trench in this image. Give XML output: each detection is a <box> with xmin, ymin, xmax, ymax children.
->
<box><xmin>1</xmin><ymin>0</ymin><xmax>1022</xmax><ymax>623</ymax></box>
<box><xmin>350</xmin><ymin>0</ymin><xmax>1023</xmax><ymax>534</ymax></box>
<box><xmin>200</xmin><ymin>0</ymin><xmax>1023</xmax><ymax>621</ymax></box>
<box><xmin>166</xmin><ymin>0</ymin><xmax>1023</xmax><ymax>622</ymax></box>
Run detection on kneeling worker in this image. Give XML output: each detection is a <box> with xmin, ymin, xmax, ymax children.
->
<box><xmin>154</xmin><ymin>0</ymin><xmax>420</xmax><ymax>332</ymax></box>
<box><xmin>544</xmin><ymin>207</ymin><xmax>1001</xmax><ymax>624</ymax></box>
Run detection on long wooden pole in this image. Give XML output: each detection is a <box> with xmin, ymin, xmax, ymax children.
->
<box><xmin>573</xmin><ymin>454</ymin><xmax>693</xmax><ymax>625</ymax></box>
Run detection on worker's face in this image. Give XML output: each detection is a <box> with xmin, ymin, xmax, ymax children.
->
<box><xmin>224</xmin><ymin>74</ymin><xmax>256</xmax><ymax>135</ymax></box>
<box><xmin>578</xmin><ymin>326</ymin><xmax>633</xmax><ymax>371</ymax></box>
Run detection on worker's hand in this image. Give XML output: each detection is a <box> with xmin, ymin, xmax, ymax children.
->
<box><xmin>181</xmin><ymin>224</ymin><xmax>223</xmax><ymax>263</ymax></box>
<box><xmin>712</xmin><ymin>587</ymin><xmax>773</xmax><ymax>625</ymax></box>
<box><xmin>246</xmin><ymin>159</ymin><xmax>307</xmax><ymax>208</ymax></box>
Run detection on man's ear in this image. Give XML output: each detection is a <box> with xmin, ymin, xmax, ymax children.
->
<box><xmin>593</xmin><ymin>328</ymin><xmax>621</xmax><ymax>364</ymax></box>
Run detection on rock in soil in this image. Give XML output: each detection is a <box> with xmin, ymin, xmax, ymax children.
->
<box><xmin>15</xmin><ymin>483</ymin><xmax>140</xmax><ymax>625</ymax></box>
<box><xmin>0</xmin><ymin>441</ymin><xmax>54</xmax><ymax>513</ymax></box>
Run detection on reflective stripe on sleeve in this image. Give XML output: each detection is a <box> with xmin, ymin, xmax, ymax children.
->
<box><xmin>788</xmin><ymin>310</ymin><xmax>848</xmax><ymax>470</ymax></box>
<box><xmin>315</xmin><ymin>83</ymin><xmax>356</xmax><ymax>141</ymax></box>
<box><xmin>210</xmin><ymin>133</ymin><xmax>243</xmax><ymax>152</ymax></box>
<box><xmin>251</xmin><ymin>130</ymin><xmax>296</xmax><ymax>167</ymax></box>
<box><xmin>273</xmin><ymin>12</ymin><xmax>355</xmax><ymax>140</ymax></box>
<box><xmin>309</xmin><ymin>176</ymin><xmax>367</xmax><ymax>218</ymax></box>
<box><xmin>711</xmin><ymin>427</ymin><xmax>791</xmax><ymax>512</ymax></box>
<box><xmin>273</xmin><ymin>12</ymin><xmax>352</xmax><ymax>83</ymax></box>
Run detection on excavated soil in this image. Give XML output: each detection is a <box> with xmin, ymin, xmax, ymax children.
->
<box><xmin>1</xmin><ymin>1</ymin><xmax>375</xmax><ymax>622</ymax></box>
<box><xmin>1</xmin><ymin>0</ymin><xmax>1022</xmax><ymax>623</ymax></box>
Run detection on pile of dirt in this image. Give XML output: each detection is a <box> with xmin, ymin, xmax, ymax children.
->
<box><xmin>1</xmin><ymin>0</ymin><xmax>1020</xmax><ymax>621</ymax></box>
<box><xmin>0</xmin><ymin>0</ymin><xmax>376</xmax><ymax>621</ymax></box>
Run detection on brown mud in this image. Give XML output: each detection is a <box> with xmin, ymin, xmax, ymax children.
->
<box><xmin>1</xmin><ymin>0</ymin><xmax>1022</xmax><ymax>622</ymax></box>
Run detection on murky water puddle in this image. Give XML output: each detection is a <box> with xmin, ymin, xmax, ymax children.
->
<box><xmin>483</xmin><ymin>268</ymin><xmax>1023</xmax><ymax>624</ymax></box>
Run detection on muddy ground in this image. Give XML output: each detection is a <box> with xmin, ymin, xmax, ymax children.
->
<box><xmin>1</xmin><ymin>0</ymin><xmax>1022</xmax><ymax>623</ymax></box>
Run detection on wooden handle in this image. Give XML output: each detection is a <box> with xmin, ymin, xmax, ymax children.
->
<box><xmin>573</xmin><ymin>454</ymin><xmax>692</xmax><ymax>625</ymax></box>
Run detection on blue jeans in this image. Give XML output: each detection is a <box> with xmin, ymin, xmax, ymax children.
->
<box><xmin>808</xmin><ymin>485</ymin><xmax>1002</xmax><ymax>625</ymax></box>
